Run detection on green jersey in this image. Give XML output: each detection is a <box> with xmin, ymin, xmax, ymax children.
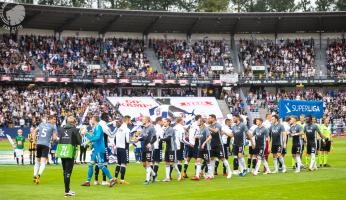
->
<box><xmin>319</xmin><ymin>124</ymin><xmax>331</xmax><ymax>139</ymax></box>
<box><xmin>15</xmin><ymin>136</ymin><xmax>25</xmax><ymax>149</ymax></box>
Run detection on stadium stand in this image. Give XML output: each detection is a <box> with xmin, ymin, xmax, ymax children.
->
<box><xmin>326</xmin><ymin>38</ymin><xmax>346</xmax><ymax>78</ymax></box>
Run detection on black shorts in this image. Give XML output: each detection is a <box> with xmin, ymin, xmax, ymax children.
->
<box><xmin>176</xmin><ymin>149</ymin><xmax>184</xmax><ymax>161</ymax></box>
<box><xmin>211</xmin><ymin>145</ymin><xmax>224</xmax><ymax>158</ymax></box>
<box><xmin>282</xmin><ymin>148</ymin><xmax>287</xmax><ymax>155</ymax></box>
<box><xmin>186</xmin><ymin>146</ymin><xmax>197</xmax><ymax>158</ymax></box>
<box><xmin>223</xmin><ymin>144</ymin><xmax>229</xmax><ymax>159</ymax></box>
<box><xmin>292</xmin><ymin>144</ymin><xmax>302</xmax><ymax>154</ymax></box>
<box><xmin>116</xmin><ymin>148</ymin><xmax>127</xmax><ymax>165</ymax></box>
<box><xmin>164</xmin><ymin>150</ymin><xmax>175</xmax><ymax>162</ymax></box>
<box><xmin>141</xmin><ymin>150</ymin><xmax>153</xmax><ymax>163</ymax></box>
<box><xmin>126</xmin><ymin>148</ymin><xmax>129</xmax><ymax>163</ymax></box>
<box><xmin>271</xmin><ymin>145</ymin><xmax>283</xmax><ymax>154</ymax></box>
<box><xmin>36</xmin><ymin>144</ymin><xmax>49</xmax><ymax>158</ymax></box>
<box><xmin>248</xmin><ymin>146</ymin><xmax>255</xmax><ymax>155</ymax></box>
<box><xmin>153</xmin><ymin>149</ymin><xmax>162</xmax><ymax>162</ymax></box>
<box><xmin>232</xmin><ymin>145</ymin><xmax>244</xmax><ymax>156</ymax></box>
<box><xmin>321</xmin><ymin>140</ymin><xmax>331</xmax><ymax>152</ymax></box>
<box><xmin>307</xmin><ymin>143</ymin><xmax>317</xmax><ymax>154</ymax></box>
<box><xmin>254</xmin><ymin>148</ymin><xmax>265</xmax><ymax>158</ymax></box>
<box><xmin>197</xmin><ymin>149</ymin><xmax>210</xmax><ymax>161</ymax></box>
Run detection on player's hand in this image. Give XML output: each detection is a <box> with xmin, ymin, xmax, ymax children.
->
<box><xmin>201</xmin><ymin>143</ymin><xmax>205</xmax><ymax>149</ymax></box>
<box><xmin>284</xmin><ymin>144</ymin><xmax>287</xmax><ymax>149</ymax></box>
<box><xmin>146</xmin><ymin>143</ymin><xmax>152</xmax><ymax>149</ymax></box>
<box><xmin>189</xmin><ymin>144</ymin><xmax>194</xmax><ymax>148</ymax></box>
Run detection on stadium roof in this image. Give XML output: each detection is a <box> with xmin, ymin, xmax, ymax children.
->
<box><xmin>6</xmin><ymin>3</ymin><xmax>346</xmax><ymax>34</ymax></box>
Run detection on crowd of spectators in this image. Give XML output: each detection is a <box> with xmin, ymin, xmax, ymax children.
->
<box><xmin>238</xmin><ymin>38</ymin><xmax>317</xmax><ymax>79</ymax></box>
<box><xmin>0</xmin><ymin>34</ymin><xmax>35</xmax><ymax>75</ymax></box>
<box><xmin>265</xmin><ymin>89</ymin><xmax>346</xmax><ymax>125</ymax></box>
<box><xmin>0</xmin><ymin>85</ymin><xmax>120</xmax><ymax>128</ymax></box>
<box><xmin>326</xmin><ymin>38</ymin><xmax>346</xmax><ymax>78</ymax></box>
<box><xmin>151</xmin><ymin>39</ymin><xmax>233</xmax><ymax>79</ymax></box>
<box><xmin>1</xmin><ymin>34</ymin><xmax>157</xmax><ymax>78</ymax></box>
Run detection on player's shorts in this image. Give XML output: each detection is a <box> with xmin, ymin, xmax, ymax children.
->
<box><xmin>210</xmin><ymin>145</ymin><xmax>224</xmax><ymax>158</ymax></box>
<box><xmin>254</xmin><ymin>147</ymin><xmax>265</xmax><ymax>158</ymax></box>
<box><xmin>321</xmin><ymin>140</ymin><xmax>331</xmax><ymax>152</ymax></box>
<box><xmin>116</xmin><ymin>148</ymin><xmax>127</xmax><ymax>165</ymax></box>
<box><xmin>176</xmin><ymin>149</ymin><xmax>184</xmax><ymax>161</ymax></box>
<box><xmin>282</xmin><ymin>148</ymin><xmax>287</xmax><ymax>155</ymax></box>
<box><xmin>141</xmin><ymin>150</ymin><xmax>153</xmax><ymax>162</ymax></box>
<box><xmin>271</xmin><ymin>145</ymin><xmax>283</xmax><ymax>154</ymax></box>
<box><xmin>197</xmin><ymin>149</ymin><xmax>210</xmax><ymax>161</ymax></box>
<box><xmin>36</xmin><ymin>144</ymin><xmax>50</xmax><ymax>158</ymax></box>
<box><xmin>232</xmin><ymin>145</ymin><xmax>244</xmax><ymax>156</ymax></box>
<box><xmin>165</xmin><ymin>150</ymin><xmax>176</xmax><ymax>162</ymax></box>
<box><xmin>153</xmin><ymin>149</ymin><xmax>162</xmax><ymax>162</ymax></box>
<box><xmin>223</xmin><ymin>144</ymin><xmax>229</xmax><ymax>159</ymax></box>
<box><xmin>291</xmin><ymin>144</ymin><xmax>302</xmax><ymax>154</ymax></box>
<box><xmin>90</xmin><ymin>152</ymin><xmax>106</xmax><ymax>164</ymax></box>
<box><xmin>126</xmin><ymin>148</ymin><xmax>129</xmax><ymax>163</ymax></box>
<box><xmin>248</xmin><ymin>146</ymin><xmax>255</xmax><ymax>155</ymax></box>
<box><xmin>186</xmin><ymin>146</ymin><xmax>197</xmax><ymax>158</ymax></box>
<box><xmin>15</xmin><ymin>149</ymin><xmax>24</xmax><ymax>157</ymax></box>
<box><xmin>307</xmin><ymin>143</ymin><xmax>317</xmax><ymax>154</ymax></box>
<box><xmin>29</xmin><ymin>144</ymin><xmax>36</xmax><ymax>151</ymax></box>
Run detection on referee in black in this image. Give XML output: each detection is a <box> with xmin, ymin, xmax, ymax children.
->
<box><xmin>59</xmin><ymin>116</ymin><xmax>81</xmax><ymax>197</ymax></box>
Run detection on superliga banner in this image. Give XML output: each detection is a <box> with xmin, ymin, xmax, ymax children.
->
<box><xmin>279</xmin><ymin>100</ymin><xmax>324</xmax><ymax>119</ymax></box>
<box><xmin>107</xmin><ymin>97</ymin><xmax>224</xmax><ymax>120</ymax></box>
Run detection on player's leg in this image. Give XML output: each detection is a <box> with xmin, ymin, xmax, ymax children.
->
<box><xmin>62</xmin><ymin>158</ymin><xmax>75</xmax><ymax>196</ymax></box>
<box><xmin>193</xmin><ymin>158</ymin><xmax>202</xmax><ymax>180</ymax></box>
<box><xmin>308</xmin><ymin>144</ymin><xmax>317</xmax><ymax>170</ymax></box>
<box><xmin>214</xmin><ymin>158</ymin><xmax>219</xmax><ymax>176</ymax></box>
<box><xmin>252</xmin><ymin>153</ymin><xmax>261</xmax><ymax>176</ymax></box>
<box><xmin>183</xmin><ymin>157</ymin><xmax>191</xmax><ymax>178</ymax></box>
<box><xmin>272</xmin><ymin>145</ymin><xmax>278</xmax><ymax>173</ymax></box>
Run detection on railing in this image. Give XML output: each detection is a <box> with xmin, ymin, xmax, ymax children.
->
<box><xmin>0</xmin><ymin>71</ymin><xmax>345</xmax><ymax>85</ymax></box>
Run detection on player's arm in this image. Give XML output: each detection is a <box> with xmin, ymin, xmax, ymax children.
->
<box><xmin>222</xmin><ymin>127</ymin><xmax>233</xmax><ymax>138</ymax></box>
<box><xmin>266</xmin><ymin>130</ymin><xmax>271</xmax><ymax>153</ymax></box>
<box><xmin>246</xmin><ymin>131</ymin><xmax>255</xmax><ymax>148</ymax></box>
<box><xmin>208</xmin><ymin>126</ymin><xmax>219</xmax><ymax>134</ymax></box>
<box><xmin>86</xmin><ymin>125</ymin><xmax>102</xmax><ymax>142</ymax></box>
<box><xmin>125</xmin><ymin>129</ymin><xmax>130</xmax><ymax>144</ymax></box>
<box><xmin>201</xmin><ymin>135</ymin><xmax>212</xmax><ymax>149</ymax></box>
<box><xmin>181</xmin><ymin>131</ymin><xmax>193</xmax><ymax>147</ymax></box>
<box><xmin>316</xmin><ymin>125</ymin><xmax>325</xmax><ymax>139</ymax></box>
<box><xmin>283</xmin><ymin>130</ymin><xmax>287</xmax><ymax>148</ymax></box>
<box><xmin>52</xmin><ymin>125</ymin><xmax>59</xmax><ymax>141</ymax></box>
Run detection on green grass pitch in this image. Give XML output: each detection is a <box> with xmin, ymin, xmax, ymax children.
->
<box><xmin>1</xmin><ymin>138</ymin><xmax>346</xmax><ymax>200</ymax></box>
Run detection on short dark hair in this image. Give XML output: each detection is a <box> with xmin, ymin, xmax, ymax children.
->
<box><xmin>256</xmin><ymin>118</ymin><xmax>263</xmax><ymax>122</ymax></box>
<box><xmin>195</xmin><ymin>115</ymin><xmax>201</xmax><ymax>121</ymax></box>
<box><xmin>124</xmin><ymin>115</ymin><xmax>131</xmax><ymax>120</ymax></box>
<box><xmin>155</xmin><ymin>117</ymin><xmax>163</xmax><ymax>123</ymax></box>
<box><xmin>209</xmin><ymin>114</ymin><xmax>216</xmax><ymax>119</ymax></box>
<box><xmin>100</xmin><ymin>113</ymin><xmax>109</xmax><ymax>122</ymax></box>
<box><xmin>272</xmin><ymin>115</ymin><xmax>279</xmax><ymax>121</ymax></box>
<box><xmin>225</xmin><ymin>119</ymin><xmax>231</xmax><ymax>124</ymax></box>
<box><xmin>165</xmin><ymin>118</ymin><xmax>171</xmax><ymax>124</ymax></box>
<box><xmin>285</xmin><ymin>116</ymin><xmax>291</xmax><ymax>122</ymax></box>
<box><xmin>48</xmin><ymin>115</ymin><xmax>55</xmax><ymax>120</ymax></box>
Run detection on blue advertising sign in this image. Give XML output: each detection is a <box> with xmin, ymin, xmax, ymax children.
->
<box><xmin>0</xmin><ymin>127</ymin><xmax>30</xmax><ymax>139</ymax></box>
<box><xmin>279</xmin><ymin>100</ymin><xmax>324</xmax><ymax>119</ymax></box>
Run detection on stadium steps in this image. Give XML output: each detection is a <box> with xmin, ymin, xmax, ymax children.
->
<box><xmin>144</xmin><ymin>48</ymin><xmax>163</xmax><ymax>73</ymax></box>
<box><xmin>315</xmin><ymin>42</ymin><xmax>328</xmax><ymax>77</ymax></box>
<box><xmin>232</xmin><ymin>39</ymin><xmax>242</xmax><ymax>74</ymax></box>
<box><xmin>217</xmin><ymin>100</ymin><xmax>231</xmax><ymax>119</ymax></box>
